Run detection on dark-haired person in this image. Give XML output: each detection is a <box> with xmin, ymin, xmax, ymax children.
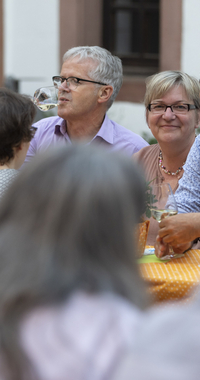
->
<box><xmin>0</xmin><ymin>144</ymin><xmax>149</xmax><ymax>380</ymax></box>
<box><xmin>24</xmin><ymin>46</ymin><xmax>148</xmax><ymax>165</ymax></box>
<box><xmin>0</xmin><ymin>87</ymin><xmax>36</xmax><ymax>198</ymax></box>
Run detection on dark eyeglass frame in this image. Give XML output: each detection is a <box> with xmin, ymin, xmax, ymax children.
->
<box><xmin>147</xmin><ymin>103</ymin><xmax>197</xmax><ymax>113</ymax></box>
<box><xmin>52</xmin><ymin>76</ymin><xmax>108</xmax><ymax>87</ymax></box>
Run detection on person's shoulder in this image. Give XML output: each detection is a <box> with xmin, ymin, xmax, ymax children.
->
<box><xmin>193</xmin><ymin>135</ymin><xmax>200</xmax><ymax>152</ymax></box>
<box><xmin>133</xmin><ymin>144</ymin><xmax>159</xmax><ymax>161</ymax></box>
<box><xmin>33</xmin><ymin>116</ymin><xmax>63</xmax><ymax>133</ymax></box>
<box><xmin>111</xmin><ymin>118</ymin><xmax>147</xmax><ymax>141</ymax></box>
<box><xmin>109</xmin><ymin>118</ymin><xmax>149</xmax><ymax>152</ymax></box>
<box><xmin>195</xmin><ymin>134</ymin><xmax>200</xmax><ymax>144</ymax></box>
<box><xmin>0</xmin><ymin>169</ymin><xmax>18</xmax><ymax>198</ymax></box>
<box><xmin>0</xmin><ymin>169</ymin><xmax>18</xmax><ymax>179</ymax></box>
<box><xmin>184</xmin><ymin>136</ymin><xmax>200</xmax><ymax>167</ymax></box>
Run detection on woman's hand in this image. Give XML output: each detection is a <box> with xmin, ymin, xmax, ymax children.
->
<box><xmin>158</xmin><ymin>213</ymin><xmax>200</xmax><ymax>246</ymax></box>
<box><xmin>154</xmin><ymin>213</ymin><xmax>200</xmax><ymax>258</ymax></box>
<box><xmin>155</xmin><ymin>236</ymin><xmax>192</xmax><ymax>258</ymax></box>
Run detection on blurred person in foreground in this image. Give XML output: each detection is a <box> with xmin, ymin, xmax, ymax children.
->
<box><xmin>24</xmin><ymin>46</ymin><xmax>148</xmax><ymax>165</ymax></box>
<box><xmin>112</xmin><ymin>285</ymin><xmax>200</xmax><ymax>380</ymax></box>
<box><xmin>0</xmin><ymin>144</ymin><xmax>149</xmax><ymax>380</ymax></box>
<box><xmin>0</xmin><ymin>87</ymin><xmax>36</xmax><ymax>198</ymax></box>
<box><xmin>133</xmin><ymin>71</ymin><xmax>200</xmax><ymax>252</ymax></box>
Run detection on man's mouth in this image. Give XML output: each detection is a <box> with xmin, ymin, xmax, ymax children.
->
<box><xmin>58</xmin><ymin>90</ymin><xmax>70</xmax><ymax>102</ymax></box>
<box><xmin>58</xmin><ymin>95</ymin><xmax>69</xmax><ymax>103</ymax></box>
<box><xmin>59</xmin><ymin>97</ymin><xmax>68</xmax><ymax>101</ymax></box>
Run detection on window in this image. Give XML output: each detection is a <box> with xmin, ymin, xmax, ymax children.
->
<box><xmin>103</xmin><ymin>0</ymin><xmax>160</xmax><ymax>75</ymax></box>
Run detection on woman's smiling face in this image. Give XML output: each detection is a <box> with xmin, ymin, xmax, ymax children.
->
<box><xmin>146</xmin><ymin>85</ymin><xmax>199</xmax><ymax>146</ymax></box>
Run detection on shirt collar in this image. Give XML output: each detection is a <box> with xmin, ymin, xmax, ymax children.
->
<box><xmin>54</xmin><ymin>119</ymin><xmax>67</xmax><ymax>136</ymax></box>
<box><xmin>54</xmin><ymin>114</ymin><xmax>114</xmax><ymax>144</ymax></box>
<box><xmin>92</xmin><ymin>114</ymin><xmax>114</xmax><ymax>145</ymax></box>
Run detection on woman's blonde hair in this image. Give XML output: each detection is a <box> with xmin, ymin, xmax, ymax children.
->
<box><xmin>144</xmin><ymin>70</ymin><xmax>200</xmax><ymax>110</ymax></box>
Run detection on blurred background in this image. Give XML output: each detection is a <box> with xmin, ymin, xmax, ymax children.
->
<box><xmin>0</xmin><ymin>0</ymin><xmax>199</xmax><ymax>142</ymax></box>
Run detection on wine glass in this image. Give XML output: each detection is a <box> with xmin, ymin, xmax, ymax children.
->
<box><xmin>149</xmin><ymin>182</ymin><xmax>184</xmax><ymax>260</ymax></box>
<box><xmin>33</xmin><ymin>86</ymin><xmax>58</xmax><ymax>111</ymax></box>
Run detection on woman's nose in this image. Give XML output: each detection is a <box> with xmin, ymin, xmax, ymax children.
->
<box><xmin>162</xmin><ymin>107</ymin><xmax>176</xmax><ymax>119</ymax></box>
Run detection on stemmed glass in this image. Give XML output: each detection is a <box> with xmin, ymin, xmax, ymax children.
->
<box><xmin>33</xmin><ymin>86</ymin><xmax>58</xmax><ymax>111</ymax></box>
<box><xmin>150</xmin><ymin>182</ymin><xmax>184</xmax><ymax>260</ymax></box>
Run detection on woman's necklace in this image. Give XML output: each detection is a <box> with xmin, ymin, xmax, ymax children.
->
<box><xmin>159</xmin><ymin>150</ymin><xmax>185</xmax><ymax>176</ymax></box>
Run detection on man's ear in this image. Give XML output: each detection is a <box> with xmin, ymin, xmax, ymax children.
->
<box><xmin>98</xmin><ymin>85</ymin><xmax>113</xmax><ymax>104</ymax></box>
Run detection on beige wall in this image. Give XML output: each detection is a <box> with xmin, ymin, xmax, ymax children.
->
<box><xmin>60</xmin><ymin>0</ymin><xmax>103</xmax><ymax>65</ymax></box>
<box><xmin>160</xmin><ymin>0</ymin><xmax>182</xmax><ymax>71</ymax></box>
<box><xmin>0</xmin><ymin>0</ymin><xmax>3</xmax><ymax>86</ymax></box>
<box><xmin>59</xmin><ymin>0</ymin><xmax>182</xmax><ymax>103</ymax></box>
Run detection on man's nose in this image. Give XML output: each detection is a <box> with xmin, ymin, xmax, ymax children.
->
<box><xmin>58</xmin><ymin>82</ymin><xmax>70</xmax><ymax>92</ymax></box>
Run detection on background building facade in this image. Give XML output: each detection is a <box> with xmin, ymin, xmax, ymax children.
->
<box><xmin>0</xmin><ymin>0</ymin><xmax>200</xmax><ymax>137</ymax></box>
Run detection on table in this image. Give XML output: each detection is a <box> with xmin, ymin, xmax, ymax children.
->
<box><xmin>138</xmin><ymin>249</ymin><xmax>200</xmax><ymax>304</ymax></box>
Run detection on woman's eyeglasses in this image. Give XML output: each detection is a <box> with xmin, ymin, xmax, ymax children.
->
<box><xmin>147</xmin><ymin>103</ymin><xmax>197</xmax><ymax>114</ymax></box>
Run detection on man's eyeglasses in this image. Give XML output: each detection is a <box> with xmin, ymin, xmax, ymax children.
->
<box><xmin>147</xmin><ymin>103</ymin><xmax>197</xmax><ymax>115</ymax></box>
<box><xmin>52</xmin><ymin>76</ymin><xmax>107</xmax><ymax>90</ymax></box>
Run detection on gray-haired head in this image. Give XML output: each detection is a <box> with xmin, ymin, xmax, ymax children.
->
<box><xmin>0</xmin><ymin>144</ymin><xmax>148</xmax><ymax>310</ymax></box>
<box><xmin>63</xmin><ymin>46</ymin><xmax>123</xmax><ymax>108</ymax></box>
<box><xmin>144</xmin><ymin>70</ymin><xmax>200</xmax><ymax>110</ymax></box>
<box><xmin>0</xmin><ymin>144</ymin><xmax>149</xmax><ymax>380</ymax></box>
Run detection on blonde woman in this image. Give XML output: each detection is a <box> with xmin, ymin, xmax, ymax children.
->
<box><xmin>133</xmin><ymin>70</ymin><xmax>200</xmax><ymax>249</ymax></box>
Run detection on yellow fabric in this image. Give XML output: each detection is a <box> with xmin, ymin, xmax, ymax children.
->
<box><xmin>139</xmin><ymin>249</ymin><xmax>200</xmax><ymax>304</ymax></box>
<box><xmin>137</xmin><ymin>220</ymin><xmax>150</xmax><ymax>258</ymax></box>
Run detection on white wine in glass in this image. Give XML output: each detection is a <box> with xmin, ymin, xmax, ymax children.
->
<box><xmin>150</xmin><ymin>208</ymin><xmax>177</xmax><ymax>223</ymax></box>
<box><xmin>150</xmin><ymin>182</ymin><xmax>184</xmax><ymax>260</ymax></box>
<box><xmin>33</xmin><ymin>86</ymin><xmax>58</xmax><ymax>112</ymax></box>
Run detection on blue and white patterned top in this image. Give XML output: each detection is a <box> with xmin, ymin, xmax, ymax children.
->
<box><xmin>175</xmin><ymin>135</ymin><xmax>200</xmax><ymax>213</ymax></box>
<box><xmin>0</xmin><ymin>169</ymin><xmax>18</xmax><ymax>199</ymax></box>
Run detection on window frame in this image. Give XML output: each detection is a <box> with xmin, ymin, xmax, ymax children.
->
<box><xmin>103</xmin><ymin>0</ymin><xmax>160</xmax><ymax>75</ymax></box>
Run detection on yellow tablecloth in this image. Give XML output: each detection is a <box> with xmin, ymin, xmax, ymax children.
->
<box><xmin>138</xmin><ymin>249</ymin><xmax>200</xmax><ymax>304</ymax></box>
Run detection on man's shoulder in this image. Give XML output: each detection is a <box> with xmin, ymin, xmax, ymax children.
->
<box><xmin>109</xmin><ymin>118</ymin><xmax>149</xmax><ymax>153</ymax></box>
<box><xmin>110</xmin><ymin>118</ymin><xmax>139</xmax><ymax>138</ymax></box>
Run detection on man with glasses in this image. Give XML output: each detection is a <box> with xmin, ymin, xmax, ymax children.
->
<box><xmin>25</xmin><ymin>46</ymin><xmax>148</xmax><ymax>164</ymax></box>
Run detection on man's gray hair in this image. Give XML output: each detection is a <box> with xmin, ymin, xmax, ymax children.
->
<box><xmin>63</xmin><ymin>46</ymin><xmax>123</xmax><ymax>108</ymax></box>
